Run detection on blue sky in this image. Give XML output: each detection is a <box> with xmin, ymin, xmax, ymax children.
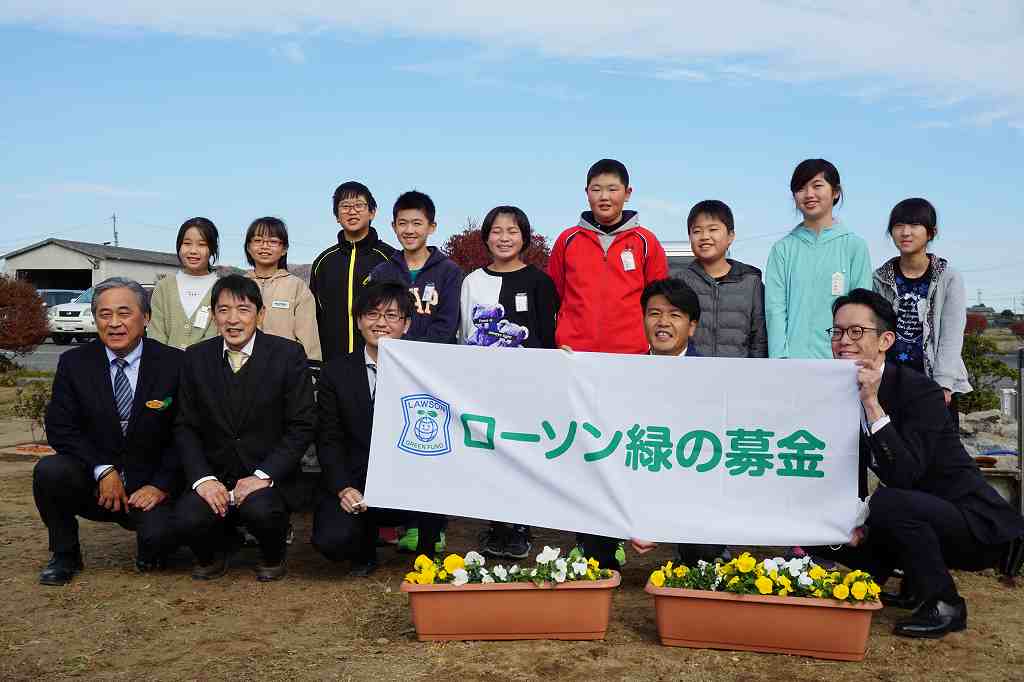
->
<box><xmin>2</xmin><ymin>2</ymin><xmax>1022</xmax><ymax>308</ymax></box>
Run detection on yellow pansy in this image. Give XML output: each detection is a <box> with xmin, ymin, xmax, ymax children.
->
<box><xmin>777</xmin><ymin>575</ymin><xmax>792</xmax><ymax>591</ymax></box>
<box><xmin>437</xmin><ymin>570</ymin><xmax>448</xmax><ymax>581</ymax></box>
<box><xmin>736</xmin><ymin>554</ymin><xmax>756</xmax><ymax>573</ymax></box>
<box><xmin>404</xmin><ymin>571</ymin><xmax>421</xmax><ymax>584</ymax></box>
<box><xmin>663</xmin><ymin>561</ymin><xmax>674</xmax><ymax>574</ymax></box>
<box><xmin>867</xmin><ymin>581</ymin><xmax>881</xmax><ymax>597</ymax></box>
<box><xmin>649</xmin><ymin>570</ymin><xmax>666</xmax><ymax>587</ymax></box>
<box><xmin>832</xmin><ymin>584</ymin><xmax>850</xmax><ymax>600</ymax></box>
<box><xmin>843</xmin><ymin>570</ymin><xmax>862</xmax><ymax>586</ymax></box>
<box><xmin>755</xmin><ymin>576</ymin><xmax>774</xmax><ymax>595</ymax></box>
<box><xmin>443</xmin><ymin>554</ymin><xmax>465</xmax><ymax>573</ymax></box>
<box><xmin>830</xmin><ymin>571</ymin><xmax>841</xmax><ymax>582</ymax></box>
<box><xmin>808</xmin><ymin>566</ymin><xmax>826</xmax><ymax>581</ymax></box>
<box><xmin>414</xmin><ymin>554</ymin><xmax>434</xmax><ymax>572</ymax></box>
<box><xmin>588</xmin><ymin>558</ymin><xmax>600</xmax><ymax>570</ymax></box>
<box><xmin>728</xmin><ymin>576</ymin><xmax>740</xmax><ymax>587</ymax></box>
<box><xmin>850</xmin><ymin>581</ymin><xmax>868</xmax><ymax>600</ymax></box>
<box><xmin>673</xmin><ymin>566</ymin><xmax>689</xmax><ymax>578</ymax></box>
<box><xmin>718</xmin><ymin>563</ymin><xmax>734</xmax><ymax>576</ymax></box>
<box><xmin>813</xmin><ymin>589</ymin><xmax>824</xmax><ymax>598</ymax></box>
<box><xmin>777</xmin><ymin>587</ymin><xmax>792</xmax><ymax>597</ymax></box>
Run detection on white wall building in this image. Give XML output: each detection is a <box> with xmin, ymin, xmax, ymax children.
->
<box><xmin>2</xmin><ymin>239</ymin><xmax>180</xmax><ymax>290</ymax></box>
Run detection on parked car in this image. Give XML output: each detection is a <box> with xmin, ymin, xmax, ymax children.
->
<box><xmin>36</xmin><ymin>288</ymin><xmax>83</xmax><ymax>310</ymax></box>
<box><xmin>47</xmin><ymin>287</ymin><xmax>96</xmax><ymax>345</ymax></box>
<box><xmin>47</xmin><ymin>283</ymin><xmax>157</xmax><ymax>345</ymax></box>
<box><xmin>662</xmin><ymin>240</ymin><xmax>695</xmax><ymax>279</ymax></box>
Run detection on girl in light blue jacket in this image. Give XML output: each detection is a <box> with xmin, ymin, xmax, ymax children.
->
<box><xmin>765</xmin><ymin>159</ymin><xmax>873</xmax><ymax>359</ymax></box>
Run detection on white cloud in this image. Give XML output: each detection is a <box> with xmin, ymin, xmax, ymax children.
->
<box><xmin>271</xmin><ymin>40</ymin><xmax>305</xmax><ymax>64</ymax></box>
<box><xmin>4</xmin><ymin>1</ymin><xmax>1022</xmax><ymax>118</ymax></box>
<box><xmin>15</xmin><ymin>182</ymin><xmax>162</xmax><ymax>200</ymax></box>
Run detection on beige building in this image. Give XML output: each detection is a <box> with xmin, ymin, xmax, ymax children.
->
<box><xmin>2</xmin><ymin>239</ymin><xmax>180</xmax><ymax>290</ymax></box>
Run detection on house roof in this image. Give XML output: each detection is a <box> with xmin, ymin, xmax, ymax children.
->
<box><xmin>2</xmin><ymin>238</ymin><xmax>181</xmax><ymax>267</ymax></box>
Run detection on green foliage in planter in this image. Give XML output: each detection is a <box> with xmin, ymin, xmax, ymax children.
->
<box><xmin>960</xmin><ymin>334</ymin><xmax>1016</xmax><ymax>413</ymax></box>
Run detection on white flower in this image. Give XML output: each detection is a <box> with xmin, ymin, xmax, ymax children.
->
<box><xmin>493</xmin><ymin>565</ymin><xmax>509</xmax><ymax>581</ymax></box>
<box><xmin>452</xmin><ymin>569</ymin><xmax>469</xmax><ymax>586</ymax></box>
<box><xmin>464</xmin><ymin>551</ymin><xmax>486</xmax><ymax>567</ymax></box>
<box><xmin>552</xmin><ymin>568</ymin><xmax>567</xmax><ymax>583</ymax></box>
<box><xmin>529</xmin><ymin>568</ymin><xmax>538</xmax><ymax>578</ymax></box>
<box><xmin>554</xmin><ymin>557</ymin><xmax>567</xmax><ymax>573</ymax></box>
<box><xmin>536</xmin><ymin>546</ymin><xmax>560</xmax><ymax>564</ymax></box>
<box><xmin>481</xmin><ymin>574</ymin><xmax>495</xmax><ymax>584</ymax></box>
<box><xmin>798</xmin><ymin>573</ymin><xmax>814</xmax><ymax>588</ymax></box>
<box><xmin>697</xmin><ymin>559</ymin><xmax>709</xmax><ymax>570</ymax></box>
<box><xmin>786</xmin><ymin>558</ymin><xmax>805</xmax><ymax>577</ymax></box>
<box><xmin>571</xmin><ymin>560</ymin><xmax>588</xmax><ymax>576</ymax></box>
<box><xmin>509</xmin><ymin>565</ymin><xmax>521</xmax><ymax>575</ymax></box>
<box><xmin>478</xmin><ymin>567</ymin><xmax>490</xmax><ymax>577</ymax></box>
<box><xmin>762</xmin><ymin>558</ymin><xmax>779</xmax><ymax>574</ymax></box>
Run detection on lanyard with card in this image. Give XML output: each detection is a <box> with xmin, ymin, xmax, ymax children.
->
<box><xmin>515</xmin><ymin>292</ymin><xmax>529</xmax><ymax>312</ymax></box>
<box><xmin>271</xmin><ymin>300</ymin><xmax>290</xmax><ymax>310</ymax></box>
<box><xmin>193</xmin><ymin>305</ymin><xmax>210</xmax><ymax>329</ymax></box>
<box><xmin>831</xmin><ymin>272</ymin><xmax>845</xmax><ymax>296</ymax></box>
<box><xmin>621</xmin><ymin>248</ymin><xmax>636</xmax><ymax>272</ymax></box>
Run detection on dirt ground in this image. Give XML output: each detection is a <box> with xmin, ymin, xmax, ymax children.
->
<box><xmin>2</xmin><ymin>456</ymin><xmax>1023</xmax><ymax>681</ymax></box>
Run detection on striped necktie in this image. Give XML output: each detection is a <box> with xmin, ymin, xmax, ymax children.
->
<box><xmin>367</xmin><ymin>363</ymin><xmax>377</xmax><ymax>402</ymax></box>
<box><xmin>227</xmin><ymin>350</ymin><xmax>248</xmax><ymax>373</ymax></box>
<box><xmin>113</xmin><ymin>358</ymin><xmax>132</xmax><ymax>435</ymax></box>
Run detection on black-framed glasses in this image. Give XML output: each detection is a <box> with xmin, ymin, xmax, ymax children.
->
<box><xmin>338</xmin><ymin>202</ymin><xmax>369</xmax><ymax>213</ymax></box>
<box><xmin>363</xmin><ymin>311</ymin><xmax>405</xmax><ymax>323</ymax></box>
<box><xmin>826</xmin><ymin>326</ymin><xmax>881</xmax><ymax>341</ymax></box>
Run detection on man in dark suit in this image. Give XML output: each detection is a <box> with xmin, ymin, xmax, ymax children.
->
<box><xmin>173</xmin><ymin>275</ymin><xmax>315</xmax><ymax>581</ymax></box>
<box><xmin>35</xmin><ymin>277</ymin><xmax>183</xmax><ymax>585</ymax></box>
<box><xmin>312</xmin><ymin>281</ymin><xmax>443</xmax><ymax>576</ymax></box>
<box><xmin>824</xmin><ymin>288</ymin><xmax>1024</xmax><ymax>638</ymax></box>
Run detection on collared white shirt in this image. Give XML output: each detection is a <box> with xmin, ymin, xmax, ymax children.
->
<box><xmin>365</xmin><ymin>347</ymin><xmax>378</xmax><ymax>401</ymax></box>
<box><xmin>193</xmin><ymin>332</ymin><xmax>270</xmax><ymax>491</ymax></box>
<box><xmin>94</xmin><ymin>341</ymin><xmax>145</xmax><ymax>480</ymax></box>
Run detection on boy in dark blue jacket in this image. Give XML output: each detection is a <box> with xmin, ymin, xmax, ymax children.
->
<box><xmin>370</xmin><ymin>191</ymin><xmax>463</xmax><ymax>344</ymax></box>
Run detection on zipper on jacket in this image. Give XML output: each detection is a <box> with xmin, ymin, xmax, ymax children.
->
<box><xmin>347</xmin><ymin>246</ymin><xmax>357</xmax><ymax>354</ymax></box>
<box><xmin>711</xmin><ymin>280</ymin><xmax>719</xmax><ymax>356</ymax></box>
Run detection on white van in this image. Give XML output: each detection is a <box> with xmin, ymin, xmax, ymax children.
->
<box><xmin>48</xmin><ymin>287</ymin><xmax>97</xmax><ymax>345</ymax></box>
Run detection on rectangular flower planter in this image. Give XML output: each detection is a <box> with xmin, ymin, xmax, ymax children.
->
<box><xmin>401</xmin><ymin>572</ymin><xmax>621</xmax><ymax>641</ymax></box>
<box><xmin>644</xmin><ymin>584</ymin><xmax>883</xmax><ymax>661</ymax></box>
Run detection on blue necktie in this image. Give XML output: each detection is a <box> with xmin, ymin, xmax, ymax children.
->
<box><xmin>113</xmin><ymin>358</ymin><xmax>132</xmax><ymax>435</ymax></box>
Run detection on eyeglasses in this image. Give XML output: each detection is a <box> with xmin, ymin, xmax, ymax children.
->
<box><xmin>250</xmin><ymin>237</ymin><xmax>284</xmax><ymax>247</ymax></box>
<box><xmin>363</xmin><ymin>311</ymin><xmax>405</xmax><ymax>323</ymax></box>
<box><xmin>826</xmin><ymin>326</ymin><xmax>882</xmax><ymax>341</ymax></box>
<box><xmin>338</xmin><ymin>202</ymin><xmax>369</xmax><ymax>213</ymax></box>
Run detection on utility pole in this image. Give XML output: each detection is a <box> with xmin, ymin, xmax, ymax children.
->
<box><xmin>111</xmin><ymin>213</ymin><xmax>119</xmax><ymax>247</ymax></box>
<box><xmin>977</xmin><ymin>289</ymin><xmax>983</xmax><ymax>306</ymax></box>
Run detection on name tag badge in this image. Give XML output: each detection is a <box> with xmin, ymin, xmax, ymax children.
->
<box><xmin>831</xmin><ymin>272</ymin><xmax>845</xmax><ymax>296</ymax></box>
<box><xmin>515</xmin><ymin>292</ymin><xmax>529</xmax><ymax>312</ymax></box>
<box><xmin>271</xmin><ymin>299</ymin><xmax>290</xmax><ymax>310</ymax></box>
<box><xmin>193</xmin><ymin>306</ymin><xmax>210</xmax><ymax>329</ymax></box>
<box><xmin>621</xmin><ymin>249</ymin><xmax>636</xmax><ymax>272</ymax></box>
<box><xmin>422</xmin><ymin>283</ymin><xmax>437</xmax><ymax>301</ymax></box>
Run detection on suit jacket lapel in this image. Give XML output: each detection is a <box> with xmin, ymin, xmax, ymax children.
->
<box><xmin>234</xmin><ymin>331</ymin><xmax>269</xmax><ymax>430</ymax></box>
<box><xmin>352</xmin><ymin>355</ymin><xmax>372</xmax><ymax>423</ymax></box>
<box><xmin>206</xmin><ymin>337</ymin><xmax>234</xmax><ymax>431</ymax></box>
<box><xmin>92</xmin><ymin>342</ymin><xmax>124</xmax><ymax>440</ymax></box>
<box><xmin>125</xmin><ymin>340</ymin><xmax>158</xmax><ymax>443</ymax></box>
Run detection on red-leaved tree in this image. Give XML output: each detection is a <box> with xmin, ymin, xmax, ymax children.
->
<box><xmin>965</xmin><ymin>313</ymin><xmax>988</xmax><ymax>335</ymax></box>
<box><xmin>1010</xmin><ymin>320</ymin><xmax>1024</xmax><ymax>340</ymax></box>
<box><xmin>442</xmin><ymin>218</ymin><xmax>552</xmax><ymax>273</ymax></box>
<box><xmin>0</xmin><ymin>276</ymin><xmax>49</xmax><ymax>359</ymax></box>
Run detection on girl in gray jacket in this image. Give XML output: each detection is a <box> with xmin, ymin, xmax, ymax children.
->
<box><xmin>873</xmin><ymin>198</ymin><xmax>971</xmax><ymax>416</ymax></box>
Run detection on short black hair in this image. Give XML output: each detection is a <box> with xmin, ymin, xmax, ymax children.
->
<box><xmin>832</xmin><ymin>288</ymin><xmax>896</xmax><ymax>333</ymax></box>
<box><xmin>687</xmin><ymin>200</ymin><xmax>735</xmax><ymax>233</ymax></box>
<box><xmin>332</xmin><ymin>181</ymin><xmax>377</xmax><ymax>218</ymax></box>
<box><xmin>480</xmin><ymin>206</ymin><xmax>533</xmax><ymax>255</ymax></box>
<box><xmin>640</xmin><ymin>278</ymin><xmax>701</xmax><ymax>322</ymax></box>
<box><xmin>211</xmin><ymin>274</ymin><xmax>263</xmax><ymax>311</ymax></box>
<box><xmin>790</xmin><ymin>159</ymin><xmax>842</xmax><ymax>206</ymax></box>
<box><xmin>887</xmin><ymin>198</ymin><xmax>938</xmax><ymax>241</ymax></box>
<box><xmin>244</xmin><ymin>216</ymin><xmax>289</xmax><ymax>269</ymax></box>
<box><xmin>176</xmin><ymin>217</ymin><xmax>220</xmax><ymax>267</ymax></box>
<box><xmin>393</xmin><ymin>190</ymin><xmax>436</xmax><ymax>223</ymax></box>
<box><xmin>353</xmin><ymin>281</ymin><xmax>415</xmax><ymax>320</ymax></box>
<box><xmin>587</xmin><ymin>158</ymin><xmax>629</xmax><ymax>187</ymax></box>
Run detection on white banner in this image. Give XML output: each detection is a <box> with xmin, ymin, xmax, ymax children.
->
<box><xmin>364</xmin><ymin>339</ymin><xmax>863</xmax><ymax>545</ymax></box>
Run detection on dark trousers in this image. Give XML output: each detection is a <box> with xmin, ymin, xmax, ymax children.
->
<box><xmin>579</xmin><ymin>534</ymin><xmax>619</xmax><ymax>570</ymax></box>
<box><xmin>311</xmin><ymin>493</ymin><xmax>443</xmax><ymax>563</ymax></box>
<box><xmin>32</xmin><ymin>455</ymin><xmax>175</xmax><ymax>560</ymax></box>
<box><xmin>174</xmin><ymin>486</ymin><xmax>288</xmax><ymax>564</ymax></box>
<box><xmin>819</xmin><ymin>487</ymin><xmax>1005</xmax><ymax>601</ymax></box>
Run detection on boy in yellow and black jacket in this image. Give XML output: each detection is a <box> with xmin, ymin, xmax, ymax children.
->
<box><xmin>310</xmin><ymin>181</ymin><xmax>397</xmax><ymax>362</ymax></box>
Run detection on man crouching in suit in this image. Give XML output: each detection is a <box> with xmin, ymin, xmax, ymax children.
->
<box><xmin>173</xmin><ymin>274</ymin><xmax>315</xmax><ymax>581</ymax></box>
<box><xmin>823</xmin><ymin>288</ymin><xmax>1024</xmax><ymax>638</ymax></box>
<box><xmin>35</xmin><ymin>277</ymin><xmax>183</xmax><ymax>585</ymax></box>
<box><xmin>311</xmin><ymin>281</ymin><xmax>443</xmax><ymax>576</ymax></box>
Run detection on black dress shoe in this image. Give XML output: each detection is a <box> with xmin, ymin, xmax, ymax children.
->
<box><xmin>192</xmin><ymin>554</ymin><xmax>228</xmax><ymax>581</ymax></box>
<box><xmin>255</xmin><ymin>559</ymin><xmax>287</xmax><ymax>582</ymax></box>
<box><xmin>349</xmin><ymin>559</ymin><xmax>379</xmax><ymax>577</ymax></box>
<box><xmin>39</xmin><ymin>551</ymin><xmax>84</xmax><ymax>586</ymax></box>
<box><xmin>894</xmin><ymin>597</ymin><xmax>967</xmax><ymax>638</ymax></box>
<box><xmin>881</xmin><ymin>583</ymin><xmax>919</xmax><ymax>610</ymax></box>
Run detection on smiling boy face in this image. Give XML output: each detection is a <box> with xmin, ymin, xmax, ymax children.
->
<box><xmin>586</xmin><ymin>172</ymin><xmax>632</xmax><ymax>226</ymax></box>
<box><xmin>688</xmin><ymin>213</ymin><xmax>735</xmax><ymax>265</ymax></box>
<box><xmin>392</xmin><ymin>208</ymin><xmax>436</xmax><ymax>254</ymax></box>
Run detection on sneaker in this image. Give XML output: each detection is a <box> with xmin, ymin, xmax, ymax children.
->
<box><xmin>397</xmin><ymin>527</ymin><xmax>419</xmax><ymax>553</ymax></box>
<box><xmin>504</xmin><ymin>526</ymin><xmax>531</xmax><ymax>560</ymax></box>
<box><xmin>285</xmin><ymin>523</ymin><xmax>295</xmax><ymax>546</ymax></box>
<box><xmin>482</xmin><ymin>523</ymin><xmax>507</xmax><ymax>558</ymax></box>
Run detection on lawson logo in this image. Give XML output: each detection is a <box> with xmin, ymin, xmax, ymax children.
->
<box><xmin>397</xmin><ymin>394</ymin><xmax>452</xmax><ymax>456</ymax></box>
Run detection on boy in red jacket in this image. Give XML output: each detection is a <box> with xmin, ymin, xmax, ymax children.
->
<box><xmin>547</xmin><ymin>159</ymin><xmax>668</xmax><ymax>354</ymax></box>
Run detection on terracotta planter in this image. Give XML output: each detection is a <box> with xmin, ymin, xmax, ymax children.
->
<box><xmin>401</xmin><ymin>572</ymin><xmax>620</xmax><ymax>641</ymax></box>
<box><xmin>645</xmin><ymin>584</ymin><xmax>883</xmax><ymax>661</ymax></box>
